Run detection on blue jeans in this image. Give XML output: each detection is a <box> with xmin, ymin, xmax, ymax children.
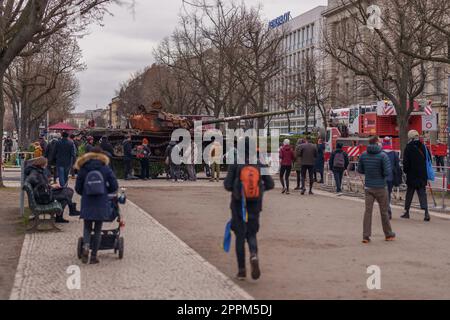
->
<box><xmin>333</xmin><ymin>170</ymin><xmax>344</xmax><ymax>192</ymax></box>
<box><xmin>57</xmin><ymin>166</ymin><xmax>70</xmax><ymax>187</ymax></box>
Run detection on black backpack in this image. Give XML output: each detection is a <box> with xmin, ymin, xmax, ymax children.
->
<box><xmin>34</xmin><ymin>183</ymin><xmax>54</xmax><ymax>205</ymax></box>
<box><xmin>84</xmin><ymin>170</ymin><xmax>107</xmax><ymax>196</ymax></box>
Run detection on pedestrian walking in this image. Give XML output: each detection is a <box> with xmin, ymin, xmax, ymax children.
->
<box><xmin>224</xmin><ymin>138</ymin><xmax>274</xmax><ymax>281</ymax></box>
<box><xmin>75</xmin><ymin>147</ymin><xmax>119</xmax><ymax>264</ymax></box>
<box><xmin>402</xmin><ymin>130</ymin><xmax>431</xmax><ymax>222</ymax></box>
<box><xmin>54</xmin><ymin>131</ymin><xmax>76</xmax><ymax>187</ymax></box>
<box><xmin>279</xmin><ymin>139</ymin><xmax>294</xmax><ymax>194</ymax></box>
<box><xmin>165</xmin><ymin>140</ymin><xmax>181</xmax><ymax>182</ymax></box>
<box><xmin>293</xmin><ymin>139</ymin><xmax>304</xmax><ymax>190</ymax></box>
<box><xmin>137</xmin><ymin>138</ymin><xmax>151</xmax><ymax>180</ymax></box>
<box><xmin>329</xmin><ymin>143</ymin><xmax>349</xmax><ymax>194</ymax></box>
<box><xmin>186</xmin><ymin>141</ymin><xmax>199</xmax><ymax>181</ymax></box>
<box><xmin>123</xmin><ymin>135</ymin><xmax>134</xmax><ymax>180</ymax></box>
<box><xmin>209</xmin><ymin>137</ymin><xmax>222</xmax><ymax>182</ymax></box>
<box><xmin>299</xmin><ymin>136</ymin><xmax>318</xmax><ymax>195</ymax></box>
<box><xmin>314</xmin><ymin>139</ymin><xmax>326</xmax><ymax>184</ymax></box>
<box><xmin>382</xmin><ymin>137</ymin><xmax>402</xmax><ymax>220</ymax></box>
<box><xmin>358</xmin><ymin>136</ymin><xmax>396</xmax><ymax>243</ymax></box>
<box><xmin>69</xmin><ymin>134</ymin><xmax>80</xmax><ymax>179</ymax></box>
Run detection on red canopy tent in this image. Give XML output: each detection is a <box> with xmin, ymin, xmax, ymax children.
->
<box><xmin>48</xmin><ymin>122</ymin><xmax>76</xmax><ymax>132</ymax></box>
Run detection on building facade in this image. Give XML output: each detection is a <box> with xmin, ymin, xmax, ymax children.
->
<box><xmin>267</xmin><ymin>6</ymin><xmax>328</xmax><ymax>135</ymax></box>
<box><xmin>322</xmin><ymin>0</ymin><xmax>449</xmax><ymax>142</ymax></box>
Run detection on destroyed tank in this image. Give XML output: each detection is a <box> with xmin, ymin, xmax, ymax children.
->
<box><xmin>77</xmin><ymin>102</ymin><xmax>295</xmax><ymax>169</ymax></box>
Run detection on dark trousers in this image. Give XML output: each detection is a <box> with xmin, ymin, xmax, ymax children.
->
<box><xmin>405</xmin><ymin>185</ymin><xmax>428</xmax><ymax>212</ymax></box>
<box><xmin>140</xmin><ymin>158</ymin><xmax>150</xmax><ymax>179</ymax></box>
<box><xmin>301</xmin><ymin>165</ymin><xmax>314</xmax><ymax>191</ymax></box>
<box><xmin>435</xmin><ymin>156</ymin><xmax>445</xmax><ymax>172</ymax></box>
<box><xmin>52</xmin><ymin>187</ymin><xmax>75</xmax><ymax>215</ymax></box>
<box><xmin>387</xmin><ymin>181</ymin><xmax>394</xmax><ymax>215</ymax></box>
<box><xmin>83</xmin><ymin>220</ymin><xmax>103</xmax><ymax>257</ymax></box>
<box><xmin>314</xmin><ymin>166</ymin><xmax>324</xmax><ymax>182</ymax></box>
<box><xmin>296</xmin><ymin>170</ymin><xmax>302</xmax><ymax>188</ymax></box>
<box><xmin>124</xmin><ymin>158</ymin><xmax>133</xmax><ymax>178</ymax></box>
<box><xmin>279</xmin><ymin>165</ymin><xmax>292</xmax><ymax>191</ymax></box>
<box><xmin>231</xmin><ymin>201</ymin><xmax>260</xmax><ymax>270</ymax></box>
<box><xmin>333</xmin><ymin>170</ymin><xmax>344</xmax><ymax>192</ymax></box>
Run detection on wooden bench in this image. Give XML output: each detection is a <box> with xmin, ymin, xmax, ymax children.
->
<box><xmin>23</xmin><ymin>183</ymin><xmax>62</xmax><ymax>232</ymax></box>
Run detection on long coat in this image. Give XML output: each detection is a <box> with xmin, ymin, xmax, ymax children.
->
<box><xmin>75</xmin><ymin>152</ymin><xmax>119</xmax><ymax>221</ymax></box>
<box><xmin>54</xmin><ymin>138</ymin><xmax>76</xmax><ymax>168</ymax></box>
<box><xmin>403</xmin><ymin>140</ymin><xmax>428</xmax><ymax>188</ymax></box>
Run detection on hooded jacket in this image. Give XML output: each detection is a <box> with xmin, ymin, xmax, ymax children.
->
<box><xmin>358</xmin><ymin>144</ymin><xmax>391</xmax><ymax>189</ymax></box>
<box><xmin>279</xmin><ymin>144</ymin><xmax>294</xmax><ymax>166</ymax></box>
<box><xmin>75</xmin><ymin>152</ymin><xmax>119</xmax><ymax>221</ymax></box>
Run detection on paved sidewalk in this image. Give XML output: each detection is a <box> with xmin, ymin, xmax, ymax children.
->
<box><xmin>9</xmin><ymin>200</ymin><xmax>252</xmax><ymax>300</ymax></box>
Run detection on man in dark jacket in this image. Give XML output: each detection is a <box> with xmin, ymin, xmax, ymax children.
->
<box><xmin>123</xmin><ymin>135</ymin><xmax>134</xmax><ymax>180</ymax></box>
<box><xmin>54</xmin><ymin>132</ymin><xmax>76</xmax><ymax>187</ymax></box>
<box><xmin>224</xmin><ymin>138</ymin><xmax>275</xmax><ymax>281</ymax></box>
<box><xmin>3</xmin><ymin>136</ymin><xmax>13</xmax><ymax>162</ymax></box>
<box><xmin>299</xmin><ymin>136</ymin><xmax>318</xmax><ymax>195</ymax></box>
<box><xmin>358</xmin><ymin>136</ymin><xmax>396</xmax><ymax>243</ymax></box>
<box><xmin>314</xmin><ymin>139</ymin><xmax>326</xmax><ymax>184</ymax></box>
<box><xmin>25</xmin><ymin>157</ymin><xmax>79</xmax><ymax>223</ymax></box>
<box><xmin>329</xmin><ymin>143</ymin><xmax>349</xmax><ymax>194</ymax></box>
<box><xmin>402</xmin><ymin>130</ymin><xmax>431</xmax><ymax>222</ymax></box>
<box><xmin>75</xmin><ymin>147</ymin><xmax>119</xmax><ymax>264</ymax></box>
<box><xmin>45</xmin><ymin>133</ymin><xmax>60</xmax><ymax>183</ymax></box>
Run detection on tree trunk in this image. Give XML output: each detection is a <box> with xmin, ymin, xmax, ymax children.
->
<box><xmin>398</xmin><ymin>115</ymin><xmax>409</xmax><ymax>155</ymax></box>
<box><xmin>0</xmin><ymin>74</ymin><xmax>5</xmax><ymax>187</ymax></box>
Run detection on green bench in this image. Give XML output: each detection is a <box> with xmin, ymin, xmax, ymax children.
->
<box><xmin>23</xmin><ymin>183</ymin><xmax>63</xmax><ymax>232</ymax></box>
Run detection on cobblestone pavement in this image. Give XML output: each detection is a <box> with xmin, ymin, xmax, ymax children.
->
<box><xmin>9</xmin><ymin>199</ymin><xmax>252</xmax><ymax>300</ymax></box>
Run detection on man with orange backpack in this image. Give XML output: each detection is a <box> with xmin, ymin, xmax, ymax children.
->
<box><xmin>224</xmin><ymin>138</ymin><xmax>274</xmax><ymax>281</ymax></box>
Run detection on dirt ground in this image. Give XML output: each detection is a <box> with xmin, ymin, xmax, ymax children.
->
<box><xmin>128</xmin><ymin>183</ymin><xmax>450</xmax><ymax>300</ymax></box>
<box><xmin>0</xmin><ymin>188</ymin><xmax>24</xmax><ymax>300</ymax></box>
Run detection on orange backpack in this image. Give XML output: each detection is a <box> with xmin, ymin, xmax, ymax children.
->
<box><xmin>239</xmin><ymin>165</ymin><xmax>261</xmax><ymax>201</ymax></box>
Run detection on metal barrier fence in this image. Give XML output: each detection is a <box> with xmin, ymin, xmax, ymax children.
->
<box><xmin>323</xmin><ymin>161</ymin><xmax>450</xmax><ymax>213</ymax></box>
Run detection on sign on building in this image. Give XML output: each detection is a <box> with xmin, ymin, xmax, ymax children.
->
<box><xmin>422</xmin><ymin>112</ymin><xmax>438</xmax><ymax>131</ymax></box>
<box><xmin>269</xmin><ymin>12</ymin><xmax>291</xmax><ymax>29</ymax></box>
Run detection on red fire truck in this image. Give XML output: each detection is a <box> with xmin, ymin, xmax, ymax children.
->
<box><xmin>325</xmin><ymin>100</ymin><xmax>439</xmax><ymax>160</ymax></box>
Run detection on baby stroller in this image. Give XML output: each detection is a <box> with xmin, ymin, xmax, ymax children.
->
<box><xmin>77</xmin><ymin>191</ymin><xmax>127</xmax><ymax>260</ymax></box>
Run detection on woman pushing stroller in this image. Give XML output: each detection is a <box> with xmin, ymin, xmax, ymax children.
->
<box><xmin>75</xmin><ymin>147</ymin><xmax>119</xmax><ymax>264</ymax></box>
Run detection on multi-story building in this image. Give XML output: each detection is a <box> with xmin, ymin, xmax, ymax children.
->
<box><xmin>267</xmin><ymin>6</ymin><xmax>328</xmax><ymax>135</ymax></box>
<box><xmin>322</xmin><ymin>0</ymin><xmax>449</xmax><ymax>142</ymax></box>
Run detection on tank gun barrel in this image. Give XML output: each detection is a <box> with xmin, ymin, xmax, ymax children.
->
<box><xmin>201</xmin><ymin>109</ymin><xmax>295</xmax><ymax>126</ymax></box>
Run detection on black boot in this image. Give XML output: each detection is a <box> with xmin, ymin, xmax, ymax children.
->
<box><xmin>69</xmin><ymin>203</ymin><xmax>80</xmax><ymax>217</ymax></box>
<box><xmin>401</xmin><ymin>211</ymin><xmax>410</xmax><ymax>219</ymax></box>
<box><xmin>424</xmin><ymin>211</ymin><xmax>431</xmax><ymax>222</ymax></box>
<box><xmin>55</xmin><ymin>215</ymin><xmax>69</xmax><ymax>224</ymax></box>
<box><xmin>236</xmin><ymin>268</ymin><xmax>246</xmax><ymax>281</ymax></box>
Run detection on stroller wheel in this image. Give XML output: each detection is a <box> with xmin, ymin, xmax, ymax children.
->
<box><xmin>118</xmin><ymin>237</ymin><xmax>124</xmax><ymax>259</ymax></box>
<box><xmin>77</xmin><ymin>237</ymin><xmax>83</xmax><ymax>260</ymax></box>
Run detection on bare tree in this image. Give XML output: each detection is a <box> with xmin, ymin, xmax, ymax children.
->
<box><xmin>0</xmin><ymin>0</ymin><xmax>118</xmax><ymax>186</ymax></box>
<box><xmin>323</xmin><ymin>0</ymin><xmax>429</xmax><ymax>150</ymax></box>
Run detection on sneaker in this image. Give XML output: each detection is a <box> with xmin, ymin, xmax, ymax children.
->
<box><xmin>424</xmin><ymin>215</ymin><xmax>431</xmax><ymax>222</ymax></box>
<box><xmin>301</xmin><ymin>190</ymin><xmax>306</xmax><ymax>195</ymax></box>
<box><xmin>281</xmin><ymin>188</ymin><xmax>286</xmax><ymax>194</ymax></box>
<box><xmin>294</xmin><ymin>187</ymin><xmax>301</xmax><ymax>191</ymax></box>
<box><xmin>81</xmin><ymin>245</ymin><xmax>89</xmax><ymax>264</ymax></box>
<box><xmin>385</xmin><ymin>233</ymin><xmax>396</xmax><ymax>242</ymax></box>
<box><xmin>250</xmin><ymin>255</ymin><xmax>261</xmax><ymax>280</ymax></box>
<box><xmin>236</xmin><ymin>269</ymin><xmax>246</xmax><ymax>281</ymax></box>
<box><xmin>90</xmin><ymin>256</ymin><xmax>100</xmax><ymax>265</ymax></box>
<box><xmin>286</xmin><ymin>190</ymin><xmax>290</xmax><ymax>195</ymax></box>
<box><xmin>362</xmin><ymin>238</ymin><xmax>371</xmax><ymax>244</ymax></box>
<box><xmin>309</xmin><ymin>190</ymin><xmax>314</xmax><ymax>195</ymax></box>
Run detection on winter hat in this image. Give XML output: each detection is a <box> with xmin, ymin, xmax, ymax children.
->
<box><xmin>382</xmin><ymin>137</ymin><xmax>393</xmax><ymax>150</ymax></box>
<box><xmin>408</xmin><ymin>130</ymin><xmax>419</xmax><ymax>140</ymax></box>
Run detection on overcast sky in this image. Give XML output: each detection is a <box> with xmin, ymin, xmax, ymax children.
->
<box><xmin>76</xmin><ymin>0</ymin><xmax>327</xmax><ymax>112</ymax></box>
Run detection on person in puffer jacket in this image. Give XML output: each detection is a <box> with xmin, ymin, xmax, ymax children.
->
<box><xmin>358</xmin><ymin>136</ymin><xmax>396</xmax><ymax>244</ymax></box>
<box><xmin>75</xmin><ymin>147</ymin><xmax>119</xmax><ymax>265</ymax></box>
